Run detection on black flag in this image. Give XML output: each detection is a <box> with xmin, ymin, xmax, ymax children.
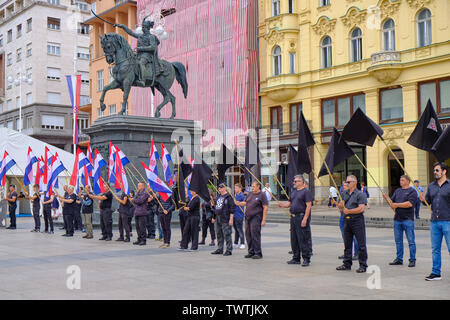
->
<box><xmin>342</xmin><ymin>108</ymin><xmax>384</xmax><ymax>146</ymax></box>
<box><xmin>297</xmin><ymin>111</ymin><xmax>315</xmax><ymax>174</ymax></box>
<box><xmin>318</xmin><ymin>128</ymin><xmax>355</xmax><ymax>177</ymax></box>
<box><xmin>174</xmin><ymin>161</ymin><xmax>187</xmax><ymax>205</ymax></box>
<box><xmin>244</xmin><ymin>135</ymin><xmax>261</xmax><ymax>186</ymax></box>
<box><xmin>217</xmin><ymin>144</ymin><xmax>238</xmax><ymax>183</ymax></box>
<box><xmin>432</xmin><ymin>126</ymin><xmax>450</xmax><ymax>162</ymax></box>
<box><xmin>407</xmin><ymin>99</ymin><xmax>443</xmax><ymax>151</ymax></box>
<box><xmin>178</xmin><ymin>148</ymin><xmax>193</xmax><ymax>178</ymax></box>
<box><xmin>188</xmin><ymin>154</ymin><xmax>213</xmax><ymax>202</ymax></box>
<box><xmin>286</xmin><ymin>145</ymin><xmax>299</xmax><ymax>191</ymax></box>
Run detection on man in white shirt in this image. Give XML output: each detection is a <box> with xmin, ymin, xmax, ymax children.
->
<box><xmin>328</xmin><ymin>186</ymin><xmax>338</xmax><ymax>208</ymax></box>
<box><xmin>263</xmin><ymin>183</ymin><xmax>272</xmax><ymax>202</ymax></box>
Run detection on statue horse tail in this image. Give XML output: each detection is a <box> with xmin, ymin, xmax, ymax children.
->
<box><xmin>172</xmin><ymin>62</ymin><xmax>188</xmax><ymax>98</ymax></box>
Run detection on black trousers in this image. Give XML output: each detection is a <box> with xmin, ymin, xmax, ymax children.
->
<box><xmin>32</xmin><ymin>207</ymin><xmax>41</xmax><ymax>230</ymax></box>
<box><xmin>73</xmin><ymin>210</ymin><xmax>83</xmax><ymax>230</ymax></box>
<box><xmin>135</xmin><ymin>215</ymin><xmax>147</xmax><ymax>243</ymax></box>
<box><xmin>201</xmin><ymin>214</ymin><xmax>216</xmax><ymax>240</ymax></box>
<box><xmin>290</xmin><ymin>214</ymin><xmax>312</xmax><ymax>262</ymax></box>
<box><xmin>146</xmin><ymin>210</ymin><xmax>156</xmax><ymax>237</ymax></box>
<box><xmin>343</xmin><ymin>214</ymin><xmax>368</xmax><ymax>268</ymax></box>
<box><xmin>245</xmin><ymin>215</ymin><xmax>262</xmax><ymax>256</ymax></box>
<box><xmin>63</xmin><ymin>213</ymin><xmax>74</xmax><ymax>235</ymax></box>
<box><xmin>100</xmin><ymin>208</ymin><xmax>113</xmax><ymax>239</ymax></box>
<box><xmin>216</xmin><ymin>216</ymin><xmax>233</xmax><ymax>253</ymax></box>
<box><xmin>9</xmin><ymin>206</ymin><xmax>17</xmax><ymax>227</ymax></box>
<box><xmin>128</xmin><ymin>216</ymin><xmax>133</xmax><ymax>233</ymax></box>
<box><xmin>180</xmin><ymin>215</ymin><xmax>200</xmax><ymax>250</ymax></box>
<box><xmin>179</xmin><ymin>211</ymin><xmax>187</xmax><ymax>237</ymax></box>
<box><xmin>43</xmin><ymin>208</ymin><xmax>53</xmax><ymax>232</ymax></box>
<box><xmin>160</xmin><ymin>212</ymin><xmax>172</xmax><ymax>244</ymax></box>
<box><xmin>118</xmin><ymin>213</ymin><xmax>131</xmax><ymax>239</ymax></box>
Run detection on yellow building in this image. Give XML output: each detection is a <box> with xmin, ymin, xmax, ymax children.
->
<box><xmin>258</xmin><ymin>0</ymin><xmax>450</xmax><ymax>203</ymax></box>
<box><xmin>80</xmin><ymin>0</ymin><xmax>137</xmax><ymax>146</ymax></box>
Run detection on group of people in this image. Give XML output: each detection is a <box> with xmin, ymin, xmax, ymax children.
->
<box><xmin>2</xmin><ymin>162</ymin><xmax>449</xmax><ymax>281</ymax></box>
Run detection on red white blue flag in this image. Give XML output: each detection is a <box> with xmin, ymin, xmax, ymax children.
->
<box><xmin>93</xmin><ymin>148</ymin><xmax>106</xmax><ymax>194</ymax></box>
<box><xmin>0</xmin><ymin>151</ymin><xmax>16</xmax><ymax>186</ymax></box>
<box><xmin>149</xmin><ymin>138</ymin><xmax>159</xmax><ymax>175</ymax></box>
<box><xmin>24</xmin><ymin>147</ymin><xmax>38</xmax><ymax>186</ymax></box>
<box><xmin>161</xmin><ymin>142</ymin><xmax>173</xmax><ymax>186</ymax></box>
<box><xmin>66</xmin><ymin>75</ymin><xmax>81</xmax><ymax>145</ymax></box>
<box><xmin>142</xmin><ymin>161</ymin><xmax>172</xmax><ymax>201</ymax></box>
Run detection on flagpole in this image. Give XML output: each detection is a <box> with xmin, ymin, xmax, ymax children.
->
<box><xmin>313</xmin><ymin>145</ymin><xmax>343</xmax><ymax>202</ymax></box>
<box><xmin>378</xmin><ymin>137</ymin><xmax>432</xmax><ymax>213</ymax></box>
<box><xmin>311</xmin><ymin>169</ymin><xmax>342</xmax><ymax>214</ymax></box>
<box><xmin>174</xmin><ymin>140</ymin><xmax>186</xmax><ymax>206</ymax></box>
<box><xmin>259</xmin><ymin>155</ymin><xmax>290</xmax><ymax>200</ymax></box>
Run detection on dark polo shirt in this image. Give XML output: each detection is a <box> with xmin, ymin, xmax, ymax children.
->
<box><xmin>342</xmin><ymin>189</ymin><xmax>367</xmax><ymax>215</ymax></box>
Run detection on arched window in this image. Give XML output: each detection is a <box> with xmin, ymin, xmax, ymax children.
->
<box><xmin>321</xmin><ymin>36</ymin><xmax>332</xmax><ymax>68</ymax></box>
<box><xmin>272</xmin><ymin>0</ymin><xmax>280</xmax><ymax>16</ymax></box>
<box><xmin>417</xmin><ymin>8</ymin><xmax>431</xmax><ymax>47</ymax></box>
<box><xmin>382</xmin><ymin>19</ymin><xmax>395</xmax><ymax>51</ymax></box>
<box><xmin>350</xmin><ymin>28</ymin><xmax>362</xmax><ymax>62</ymax></box>
<box><xmin>273</xmin><ymin>46</ymin><xmax>282</xmax><ymax>75</ymax></box>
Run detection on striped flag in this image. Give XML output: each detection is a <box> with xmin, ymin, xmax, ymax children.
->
<box><xmin>93</xmin><ymin>148</ymin><xmax>106</xmax><ymax>194</ymax></box>
<box><xmin>66</xmin><ymin>75</ymin><xmax>81</xmax><ymax>145</ymax></box>
<box><xmin>161</xmin><ymin>142</ymin><xmax>173</xmax><ymax>186</ymax></box>
<box><xmin>142</xmin><ymin>161</ymin><xmax>172</xmax><ymax>201</ymax></box>
<box><xmin>149</xmin><ymin>138</ymin><xmax>159</xmax><ymax>175</ymax></box>
<box><xmin>24</xmin><ymin>147</ymin><xmax>38</xmax><ymax>186</ymax></box>
<box><xmin>0</xmin><ymin>151</ymin><xmax>16</xmax><ymax>186</ymax></box>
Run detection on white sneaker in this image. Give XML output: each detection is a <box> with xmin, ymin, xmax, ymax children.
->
<box><xmin>239</xmin><ymin>244</ymin><xmax>246</xmax><ymax>249</ymax></box>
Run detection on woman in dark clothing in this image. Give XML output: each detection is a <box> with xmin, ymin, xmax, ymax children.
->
<box><xmin>114</xmin><ymin>191</ymin><xmax>132</xmax><ymax>242</ymax></box>
<box><xmin>199</xmin><ymin>191</ymin><xmax>216</xmax><ymax>246</ymax></box>
<box><xmin>178</xmin><ymin>190</ymin><xmax>201</xmax><ymax>251</ymax></box>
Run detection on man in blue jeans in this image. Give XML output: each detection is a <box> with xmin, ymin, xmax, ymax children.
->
<box><xmin>420</xmin><ymin>162</ymin><xmax>450</xmax><ymax>281</ymax></box>
<box><xmin>413</xmin><ymin>180</ymin><xmax>424</xmax><ymax>219</ymax></box>
<box><xmin>338</xmin><ymin>184</ymin><xmax>358</xmax><ymax>261</ymax></box>
<box><xmin>383</xmin><ymin>175</ymin><xmax>417</xmax><ymax>267</ymax></box>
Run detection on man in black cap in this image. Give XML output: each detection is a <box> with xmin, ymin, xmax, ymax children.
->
<box><xmin>211</xmin><ymin>183</ymin><xmax>235</xmax><ymax>256</ymax></box>
<box><xmin>4</xmin><ymin>185</ymin><xmax>18</xmax><ymax>229</ymax></box>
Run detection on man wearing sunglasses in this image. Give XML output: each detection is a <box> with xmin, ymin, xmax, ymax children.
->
<box><xmin>336</xmin><ymin>175</ymin><xmax>368</xmax><ymax>273</ymax></box>
<box><xmin>419</xmin><ymin>162</ymin><xmax>450</xmax><ymax>281</ymax></box>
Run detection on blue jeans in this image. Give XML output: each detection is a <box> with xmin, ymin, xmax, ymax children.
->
<box><xmin>414</xmin><ymin>201</ymin><xmax>421</xmax><ymax>219</ymax></box>
<box><xmin>156</xmin><ymin>214</ymin><xmax>163</xmax><ymax>239</ymax></box>
<box><xmin>430</xmin><ymin>221</ymin><xmax>450</xmax><ymax>275</ymax></box>
<box><xmin>340</xmin><ymin>213</ymin><xmax>358</xmax><ymax>254</ymax></box>
<box><xmin>393</xmin><ymin>220</ymin><xmax>416</xmax><ymax>262</ymax></box>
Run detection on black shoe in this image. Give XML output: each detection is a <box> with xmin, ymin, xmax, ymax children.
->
<box><xmin>356</xmin><ymin>267</ymin><xmax>366</xmax><ymax>273</ymax></box>
<box><xmin>352</xmin><ymin>255</ymin><xmax>358</xmax><ymax>261</ymax></box>
<box><xmin>425</xmin><ymin>273</ymin><xmax>441</xmax><ymax>281</ymax></box>
<box><xmin>124</xmin><ymin>238</ymin><xmax>130</xmax><ymax>243</ymax></box>
<box><xmin>133</xmin><ymin>241</ymin><xmax>141</xmax><ymax>245</ymax></box>
<box><xmin>252</xmin><ymin>255</ymin><xmax>262</xmax><ymax>259</ymax></box>
<box><xmin>408</xmin><ymin>260</ymin><xmax>416</xmax><ymax>268</ymax></box>
<box><xmin>288</xmin><ymin>251</ymin><xmax>293</xmax><ymax>254</ymax></box>
<box><xmin>59</xmin><ymin>227</ymin><xmax>65</xmax><ymax>230</ymax></box>
<box><xmin>61</xmin><ymin>234</ymin><xmax>69</xmax><ymax>237</ymax></box>
<box><xmin>30</xmin><ymin>229</ymin><xmax>37</xmax><ymax>232</ymax></box>
<box><xmin>116</xmin><ymin>237</ymin><xmax>124</xmax><ymax>242</ymax></box>
<box><xmin>211</xmin><ymin>250</ymin><xmax>223</xmax><ymax>255</ymax></box>
<box><xmin>147</xmin><ymin>235</ymin><xmax>155</xmax><ymax>239</ymax></box>
<box><xmin>302</xmin><ymin>260</ymin><xmax>310</xmax><ymax>267</ymax></box>
<box><xmin>338</xmin><ymin>255</ymin><xmax>345</xmax><ymax>259</ymax></box>
<box><xmin>99</xmin><ymin>237</ymin><xmax>107</xmax><ymax>240</ymax></box>
<box><xmin>287</xmin><ymin>259</ymin><xmax>301</xmax><ymax>265</ymax></box>
<box><xmin>223</xmin><ymin>251</ymin><xmax>232</xmax><ymax>256</ymax></box>
<box><xmin>6</xmin><ymin>226</ymin><xmax>16</xmax><ymax>229</ymax></box>
<box><xmin>138</xmin><ymin>241</ymin><xmax>146</xmax><ymax>246</ymax></box>
<box><xmin>389</xmin><ymin>258</ymin><xmax>403</xmax><ymax>265</ymax></box>
<box><xmin>336</xmin><ymin>265</ymin><xmax>351</xmax><ymax>271</ymax></box>
<box><xmin>245</xmin><ymin>254</ymin><xmax>254</xmax><ymax>258</ymax></box>
<box><xmin>82</xmin><ymin>235</ymin><xmax>88</xmax><ymax>239</ymax></box>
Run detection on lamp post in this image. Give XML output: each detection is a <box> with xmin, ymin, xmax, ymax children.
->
<box><xmin>7</xmin><ymin>73</ymin><xmax>33</xmax><ymax>132</ymax></box>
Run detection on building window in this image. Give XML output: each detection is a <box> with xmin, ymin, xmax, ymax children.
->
<box><xmin>288</xmin><ymin>0</ymin><xmax>293</xmax><ymax>13</ymax></box>
<box><xmin>270</xmin><ymin>106</ymin><xmax>283</xmax><ymax>133</ymax></box>
<box><xmin>7</xmin><ymin>100</ymin><xmax>13</xmax><ymax>110</ymax></box>
<box><xmin>77</xmin><ymin>118</ymin><xmax>89</xmax><ymax>130</ymax></box>
<box><xmin>47</xmin><ymin>43</ymin><xmax>61</xmax><ymax>55</ymax></box>
<box><xmin>26</xmin><ymin>67</ymin><xmax>32</xmax><ymax>80</ymax></box>
<box><xmin>47</xmin><ymin>67</ymin><xmax>61</xmax><ymax>80</ymax></box>
<box><xmin>80</xmin><ymin>95</ymin><xmax>90</xmax><ymax>106</ymax></box>
<box><xmin>41</xmin><ymin>114</ymin><xmax>64</xmax><ymax>130</ymax></box>
<box><xmin>47</xmin><ymin>92</ymin><xmax>61</xmax><ymax>104</ymax></box>
<box><xmin>91</xmin><ymin>2</ymin><xmax>96</xmax><ymax>13</ymax></box>
<box><xmin>16</xmin><ymin>96</ymin><xmax>21</xmax><ymax>108</ymax></box>
<box><xmin>321</xmin><ymin>36</ymin><xmax>332</xmax><ymax>68</ymax></box>
<box><xmin>98</xmin><ymin>108</ymin><xmax>104</xmax><ymax>118</ymax></box>
<box><xmin>380</xmin><ymin>87</ymin><xmax>403</xmax><ymax>122</ymax></box>
<box><xmin>382</xmin><ymin>19</ymin><xmax>395</xmax><ymax>51</ymax></box>
<box><xmin>419</xmin><ymin>78</ymin><xmax>450</xmax><ymax>116</ymax></box>
<box><xmin>7</xmin><ymin>29</ymin><xmax>12</xmax><ymax>43</ymax></box>
<box><xmin>417</xmin><ymin>8</ymin><xmax>431</xmax><ymax>47</ymax></box>
<box><xmin>272</xmin><ymin>0</ymin><xmax>280</xmax><ymax>16</ymax></box>
<box><xmin>0</xmin><ymin>103</ymin><xmax>3</xmax><ymax>113</ymax></box>
<box><xmin>16</xmin><ymin>48</ymin><xmax>22</xmax><ymax>62</ymax></box>
<box><xmin>109</xmin><ymin>104</ymin><xmax>116</xmax><ymax>115</ymax></box>
<box><xmin>47</xmin><ymin>17</ymin><xmax>61</xmax><ymax>30</ymax></box>
<box><xmin>350</xmin><ymin>28</ymin><xmax>362</xmax><ymax>62</ymax></box>
<box><xmin>26</xmin><ymin>43</ymin><xmax>32</xmax><ymax>56</ymax></box>
<box><xmin>322</xmin><ymin>93</ymin><xmax>366</xmax><ymax>129</ymax></box>
<box><xmin>109</xmin><ymin>67</ymin><xmax>114</xmax><ymax>83</ymax></box>
<box><xmin>16</xmin><ymin>24</ymin><xmax>22</xmax><ymax>38</ymax></box>
<box><xmin>15</xmin><ymin>118</ymin><xmax>20</xmax><ymax>131</ymax></box>
<box><xmin>273</xmin><ymin>46</ymin><xmax>281</xmax><ymax>76</ymax></box>
<box><xmin>97</xmin><ymin>70</ymin><xmax>104</xmax><ymax>91</ymax></box>
<box><xmin>47</xmin><ymin>0</ymin><xmax>61</xmax><ymax>5</ymax></box>
<box><xmin>289</xmin><ymin>52</ymin><xmax>295</xmax><ymax>74</ymax></box>
<box><xmin>26</xmin><ymin>116</ymin><xmax>32</xmax><ymax>129</ymax></box>
<box><xmin>27</xmin><ymin>18</ymin><xmax>32</xmax><ymax>32</ymax></box>
<box><xmin>0</xmin><ymin>35</ymin><xmax>3</xmax><ymax>47</ymax></box>
<box><xmin>26</xmin><ymin>92</ymin><xmax>32</xmax><ymax>105</ymax></box>
<box><xmin>7</xmin><ymin>121</ymin><xmax>13</xmax><ymax>129</ymax></box>
<box><xmin>320</xmin><ymin>0</ymin><xmax>330</xmax><ymax>6</ymax></box>
<box><xmin>290</xmin><ymin>103</ymin><xmax>302</xmax><ymax>133</ymax></box>
<box><xmin>77</xmin><ymin>23</ymin><xmax>90</xmax><ymax>35</ymax></box>
<box><xmin>75</xmin><ymin>1</ymin><xmax>88</xmax><ymax>11</ymax></box>
<box><xmin>79</xmin><ymin>71</ymin><xmax>89</xmax><ymax>84</ymax></box>
<box><xmin>77</xmin><ymin>47</ymin><xmax>89</xmax><ymax>59</ymax></box>
<box><xmin>7</xmin><ymin>53</ymin><xmax>12</xmax><ymax>65</ymax></box>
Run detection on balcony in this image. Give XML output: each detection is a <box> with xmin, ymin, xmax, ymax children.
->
<box><xmin>367</xmin><ymin>51</ymin><xmax>402</xmax><ymax>84</ymax></box>
<box><xmin>257</xmin><ymin>121</ymin><xmax>313</xmax><ymax>138</ymax></box>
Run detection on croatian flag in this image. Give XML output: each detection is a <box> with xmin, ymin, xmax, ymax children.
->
<box><xmin>81</xmin><ymin>165</ymin><xmax>91</xmax><ymax>188</ymax></box>
<box><xmin>93</xmin><ymin>148</ymin><xmax>106</xmax><ymax>194</ymax></box>
<box><xmin>142</xmin><ymin>161</ymin><xmax>172</xmax><ymax>201</ymax></box>
<box><xmin>35</xmin><ymin>160</ymin><xmax>44</xmax><ymax>191</ymax></box>
<box><xmin>149</xmin><ymin>138</ymin><xmax>159</xmax><ymax>175</ymax></box>
<box><xmin>24</xmin><ymin>147</ymin><xmax>38</xmax><ymax>186</ymax></box>
<box><xmin>114</xmin><ymin>145</ymin><xmax>130</xmax><ymax>166</ymax></box>
<box><xmin>115</xmin><ymin>149</ymin><xmax>129</xmax><ymax>194</ymax></box>
<box><xmin>43</xmin><ymin>146</ymin><xmax>50</xmax><ymax>184</ymax></box>
<box><xmin>66</xmin><ymin>75</ymin><xmax>81</xmax><ymax>145</ymax></box>
<box><xmin>87</xmin><ymin>142</ymin><xmax>94</xmax><ymax>176</ymax></box>
<box><xmin>46</xmin><ymin>153</ymin><xmax>65</xmax><ymax>196</ymax></box>
<box><xmin>78</xmin><ymin>148</ymin><xmax>93</xmax><ymax>173</ymax></box>
<box><xmin>108</xmin><ymin>142</ymin><xmax>115</xmax><ymax>184</ymax></box>
<box><xmin>0</xmin><ymin>151</ymin><xmax>16</xmax><ymax>186</ymax></box>
<box><xmin>161</xmin><ymin>142</ymin><xmax>173</xmax><ymax>186</ymax></box>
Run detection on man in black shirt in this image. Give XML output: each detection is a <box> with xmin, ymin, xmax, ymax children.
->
<box><xmin>57</xmin><ymin>186</ymin><xmax>77</xmax><ymax>237</ymax></box>
<box><xmin>211</xmin><ymin>183</ymin><xmax>235</xmax><ymax>256</ymax></box>
<box><xmin>157</xmin><ymin>193</ymin><xmax>175</xmax><ymax>248</ymax></box>
<box><xmin>42</xmin><ymin>193</ymin><xmax>54</xmax><ymax>233</ymax></box>
<box><xmin>81</xmin><ymin>185</ymin><xmax>94</xmax><ymax>239</ymax></box>
<box><xmin>73</xmin><ymin>190</ymin><xmax>83</xmax><ymax>231</ymax></box>
<box><xmin>179</xmin><ymin>190</ymin><xmax>201</xmax><ymax>251</ymax></box>
<box><xmin>383</xmin><ymin>175</ymin><xmax>417</xmax><ymax>267</ymax></box>
<box><xmin>25</xmin><ymin>184</ymin><xmax>42</xmax><ymax>232</ymax></box>
<box><xmin>4</xmin><ymin>185</ymin><xmax>18</xmax><ymax>229</ymax></box>
<box><xmin>336</xmin><ymin>175</ymin><xmax>368</xmax><ymax>273</ymax></box>
<box><xmin>146</xmin><ymin>186</ymin><xmax>157</xmax><ymax>239</ymax></box>
<box><xmin>89</xmin><ymin>184</ymin><xmax>113</xmax><ymax>241</ymax></box>
<box><xmin>114</xmin><ymin>190</ymin><xmax>132</xmax><ymax>242</ymax></box>
<box><xmin>279</xmin><ymin>175</ymin><xmax>313</xmax><ymax>266</ymax></box>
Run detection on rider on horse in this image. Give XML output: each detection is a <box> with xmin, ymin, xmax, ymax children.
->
<box><xmin>114</xmin><ymin>17</ymin><xmax>163</xmax><ymax>87</ymax></box>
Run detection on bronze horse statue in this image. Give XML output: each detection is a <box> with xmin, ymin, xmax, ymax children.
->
<box><xmin>98</xmin><ymin>32</ymin><xmax>188</xmax><ymax>118</ymax></box>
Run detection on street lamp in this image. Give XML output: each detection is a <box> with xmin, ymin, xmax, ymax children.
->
<box><xmin>7</xmin><ymin>73</ymin><xmax>33</xmax><ymax>132</ymax></box>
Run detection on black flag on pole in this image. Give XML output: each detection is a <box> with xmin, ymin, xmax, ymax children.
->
<box><xmin>297</xmin><ymin>111</ymin><xmax>315</xmax><ymax>174</ymax></box>
<box><xmin>188</xmin><ymin>154</ymin><xmax>213</xmax><ymax>202</ymax></box>
<box><xmin>286</xmin><ymin>145</ymin><xmax>299</xmax><ymax>191</ymax></box>
<box><xmin>175</xmin><ymin>158</ymin><xmax>187</xmax><ymax>205</ymax></box>
<box><xmin>432</xmin><ymin>126</ymin><xmax>450</xmax><ymax>162</ymax></box>
<box><xmin>178</xmin><ymin>148</ymin><xmax>193</xmax><ymax>179</ymax></box>
<box><xmin>318</xmin><ymin>128</ymin><xmax>355</xmax><ymax>177</ymax></box>
<box><xmin>407</xmin><ymin>99</ymin><xmax>443</xmax><ymax>151</ymax></box>
<box><xmin>217</xmin><ymin>144</ymin><xmax>238</xmax><ymax>183</ymax></box>
<box><xmin>244</xmin><ymin>135</ymin><xmax>261</xmax><ymax>186</ymax></box>
<box><xmin>342</xmin><ymin>108</ymin><xmax>384</xmax><ymax>146</ymax></box>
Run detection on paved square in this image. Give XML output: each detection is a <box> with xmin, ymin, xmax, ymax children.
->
<box><xmin>0</xmin><ymin>217</ymin><xmax>449</xmax><ymax>299</ymax></box>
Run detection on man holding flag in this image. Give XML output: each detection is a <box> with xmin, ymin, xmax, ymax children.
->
<box><xmin>4</xmin><ymin>184</ymin><xmax>18</xmax><ymax>229</ymax></box>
